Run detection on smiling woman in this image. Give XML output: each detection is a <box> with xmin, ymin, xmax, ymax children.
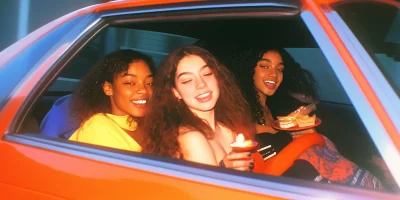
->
<box><xmin>144</xmin><ymin>46</ymin><xmax>255</xmax><ymax>170</ymax></box>
<box><xmin>68</xmin><ymin>49</ymin><xmax>155</xmax><ymax>151</ymax></box>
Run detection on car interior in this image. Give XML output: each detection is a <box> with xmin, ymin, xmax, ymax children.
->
<box><xmin>14</xmin><ymin>1</ymin><xmax>399</xmax><ymax>193</ymax></box>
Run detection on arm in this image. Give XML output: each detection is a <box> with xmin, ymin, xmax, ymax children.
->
<box><xmin>290</xmin><ymin>128</ymin><xmax>317</xmax><ymax>138</ymax></box>
<box><xmin>178</xmin><ymin>130</ymin><xmax>218</xmax><ymax>165</ymax></box>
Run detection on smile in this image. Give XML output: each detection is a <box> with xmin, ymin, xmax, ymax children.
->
<box><xmin>263</xmin><ymin>80</ymin><xmax>276</xmax><ymax>85</ymax></box>
<box><xmin>195</xmin><ymin>92</ymin><xmax>213</xmax><ymax>103</ymax></box>
<box><xmin>263</xmin><ymin>80</ymin><xmax>277</xmax><ymax>90</ymax></box>
<box><xmin>197</xmin><ymin>92</ymin><xmax>211</xmax><ymax>98</ymax></box>
<box><xmin>132</xmin><ymin>100</ymin><xmax>147</xmax><ymax>104</ymax></box>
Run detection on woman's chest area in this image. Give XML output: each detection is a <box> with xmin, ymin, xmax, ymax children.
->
<box><xmin>208</xmin><ymin>125</ymin><xmax>235</xmax><ymax>161</ymax></box>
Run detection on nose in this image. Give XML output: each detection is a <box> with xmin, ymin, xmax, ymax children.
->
<box><xmin>136</xmin><ymin>82</ymin><xmax>148</xmax><ymax>95</ymax></box>
<box><xmin>196</xmin><ymin>77</ymin><xmax>207</xmax><ymax>90</ymax></box>
<box><xmin>268</xmin><ymin>67</ymin><xmax>278</xmax><ymax>78</ymax></box>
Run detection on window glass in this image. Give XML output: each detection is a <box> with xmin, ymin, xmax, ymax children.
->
<box><xmin>335</xmin><ymin>2</ymin><xmax>400</xmax><ymax>96</ymax></box>
<box><xmin>285</xmin><ymin>48</ymin><xmax>351</xmax><ymax>104</ymax></box>
<box><xmin>20</xmin><ymin>13</ymin><xmax>398</xmax><ymax>195</ymax></box>
<box><xmin>48</xmin><ymin>28</ymin><xmax>197</xmax><ymax>92</ymax></box>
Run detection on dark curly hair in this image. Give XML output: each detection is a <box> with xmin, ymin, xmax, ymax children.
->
<box><xmin>71</xmin><ymin>49</ymin><xmax>155</xmax><ymax>125</ymax></box>
<box><xmin>226</xmin><ymin>48</ymin><xmax>319</xmax><ymax>123</ymax></box>
<box><xmin>144</xmin><ymin>46</ymin><xmax>255</xmax><ymax>157</ymax></box>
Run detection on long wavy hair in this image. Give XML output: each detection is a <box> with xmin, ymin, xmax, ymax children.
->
<box><xmin>226</xmin><ymin>48</ymin><xmax>319</xmax><ymax>123</ymax></box>
<box><xmin>71</xmin><ymin>49</ymin><xmax>155</xmax><ymax>125</ymax></box>
<box><xmin>144</xmin><ymin>46</ymin><xmax>255</xmax><ymax>157</ymax></box>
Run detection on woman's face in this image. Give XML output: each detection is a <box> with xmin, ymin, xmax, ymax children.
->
<box><xmin>173</xmin><ymin>55</ymin><xmax>220</xmax><ymax>115</ymax></box>
<box><xmin>104</xmin><ymin>60</ymin><xmax>154</xmax><ymax>117</ymax></box>
<box><xmin>253</xmin><ymin>50</ymin><xmax>284</xmax><ymax>97</ymax></box>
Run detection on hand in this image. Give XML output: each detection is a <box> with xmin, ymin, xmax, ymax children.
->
<box><xmin>290</xmin><ymin>128</ymin><xmax>316</xmax><ymax>138</ymax></box>
<box><xmin>220</xmin><ymin>152</ymin><xmax>254</xmax><ymax>171</ymax></box>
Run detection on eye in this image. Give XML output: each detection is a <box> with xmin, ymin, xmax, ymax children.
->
<box><xmin>124</xmin><ymin>82</ymin><xmax>135</xmax><ymax>85</ymax></box>
<box><xmin>147</xmin><ymin>82</ymin><xmax>153</xmax><ymax>86</ymax></box>
<box><xmin>260</xmin><ymin>65</ymin><xmax>269</xmax><ymax>69</ymax></box>
<box><xmin>204</xmin><ymin>72</ymin><xmax>213</xmax><ymax>76</ymax></box>
<box><xmin>277</xmin><ymin>68</ymin><xmax>284</xmax><ymax>72</ymax></box>
<box><xmin>182</xmin><ymin>79</ymin><xmax>192</xmax><ymax>84</ymax></box>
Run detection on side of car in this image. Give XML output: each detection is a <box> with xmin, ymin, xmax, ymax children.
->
<box><xmin>0</xmin><ymin>0</ymin><xmax>399</xmax><ymax>199</ymax></box>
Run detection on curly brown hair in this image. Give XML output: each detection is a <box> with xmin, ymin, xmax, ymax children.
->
<box><xmin>71</xmin><ymin>49</ymin><xmax>155</xmax><ymax>125</ymax></box>
<box><xmin>144</xmin><ymin>46</ymin><xmax>255</xmax><ymax>157</ymax></box>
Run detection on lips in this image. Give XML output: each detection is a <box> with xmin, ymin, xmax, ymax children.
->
<box><xmin>132</xmin><ymin>99</ymin><xmax>148</xmax><ymax>108</ymax></box>
<box><xmin>195</xmin><ymin>92</ymin><xmax>212</xmax><ymax>102</ymax></box>
<box><xmin>263</xmin><ymin>80</ymin><xmax>277</xmax><ymax>90</ymax></box>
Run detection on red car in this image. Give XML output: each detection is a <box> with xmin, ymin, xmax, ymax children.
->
<box><xmin>1</xmin><ymin>0</ymin><xmax>399</xmax><ymax>199</ymax></box>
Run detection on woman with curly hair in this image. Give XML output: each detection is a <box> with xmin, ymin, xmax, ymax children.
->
<box><xmin>69</xmin><ymin>49</ymin><xmax>155</xmax><ymax>152</ymax></box>
<box><xmin>144</xmin><ymin>46</ymin><xmax>255</xmax><ymax>170</ymax></box>
<box><xmin>227</xmin><ymin>48</ymin><xmax>385</xmax><ymax>190</ymax></box>
<box><xmin>228</xmin><ymin>48</ymin><xmax>318</xmax><ymax>134</ymax></box>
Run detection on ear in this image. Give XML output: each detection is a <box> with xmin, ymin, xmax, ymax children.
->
<box><xmin>172</xmin><ymin>88</ymin><xmax>182</xmax><ymax>100</ymax></box>
<box><xmin>103</xmin><ymin>81</ymin><xmax>113</xmax><ymax>96</ymax></box>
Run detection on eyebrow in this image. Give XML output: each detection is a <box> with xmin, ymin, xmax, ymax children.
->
<box><xmin>177</xmin><ymin>64</ymin><xmax>209</xmax><ymax>79</ymax></box>
<box><xmin>123</xmin><ymin>73</ymin><xmax>154</xmax><ymax>78</ymax></box>
<box><xmin>259</xmin><ymin>59</ymin><xmax>283</xmax><ymax>66</ymax></box>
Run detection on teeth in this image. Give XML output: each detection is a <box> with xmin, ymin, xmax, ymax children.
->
<box><xmin>264</xmin><ymin>80</ymin><xmax>276</xmax><ymax>84</ymax></box>
<box><xmin>132</xmin><ymin>100</ymin><xmax>147</xmax><ymax>104</ymax></box>
<box><xmin>198</xmin><ymin>92</ymin><xmax>211</xmax><ymax>98</ymax></box>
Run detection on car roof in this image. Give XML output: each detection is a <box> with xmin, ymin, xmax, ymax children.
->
<box><xmin>93</xmin><ymin>0</ymin><xmax>302</xmax><ymax>13</ymax></box>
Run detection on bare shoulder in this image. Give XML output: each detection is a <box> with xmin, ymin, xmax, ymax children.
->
<box><xmin>178</xmin><ymin>128</ymin><xmax>208</xmax><ymax>144</ymax></box>
<box><xmin>177</xmin><ymin>128</ymin><xmax>216</xmax><ymax>165</ymax></box>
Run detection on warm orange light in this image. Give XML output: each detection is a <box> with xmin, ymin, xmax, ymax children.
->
<box><xmin>230</xmin><ymin>134</ymin><xmax>253</xmax><ymax>147</ymax></box>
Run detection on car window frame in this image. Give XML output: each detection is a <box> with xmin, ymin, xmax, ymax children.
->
<box><xmin>3</xmin><ymin>1</ymin><xmax>400</xmax><ymax>199</ymax></box>
<box><xmin>328</xmin><ymin>1</ymin><xmax>400</xmax><ymax>133</ymax></box>
<box><xmin>302</xmin><ymin>0</ymin><xmax>400</xmax><ymax>188</ymax></box>
<box><xmin>329</xmin><ymin>1</ymin><xmax>400</xmax><ymax>186</ymax></box>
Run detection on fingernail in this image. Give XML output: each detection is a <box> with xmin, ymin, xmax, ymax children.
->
<box><xmin>249</xmin><ymin>164</ymin><xmax>254</xmax><ymax>170</ymax></box>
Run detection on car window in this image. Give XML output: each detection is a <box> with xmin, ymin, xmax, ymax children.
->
<box><xmin>334</xmin><ymin>2</ymin><xmax>400</xmax><ymax>96</ymax></box>
<box><xmin>50</xmin><ymin>28</ymin><xmax>198</xmax><ymax>93</ymax></box>
<box><xmin>14</xmin><ymin>6</ymin><xmax>398</xmax><ymax>196</ymax></box>
<box><xmin>285</xmin><ymin>48</ymin><xmax>351</xmax><ymax>104</ymax></box>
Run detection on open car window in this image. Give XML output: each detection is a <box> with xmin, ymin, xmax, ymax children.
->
<box><xmin>8</xmin><ymin>1</ymin><xmax>399</xmax><ymax>198</ymax></box>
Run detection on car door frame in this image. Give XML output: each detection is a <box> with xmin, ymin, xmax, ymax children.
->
<box><xmin>301</xmin><ymin>0</ymin><xmax>400</xmax><ymax>187</ymax></box>
<box><xmin>1</xmin><ymin>1</ymin><xmax>399</xmax><ymax>199</ymax></box>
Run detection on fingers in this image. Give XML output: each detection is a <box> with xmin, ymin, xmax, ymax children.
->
<box><xmin>222</xmin><ymin>154</ymin><xmax>254</xmax><ymax>171</ymax></box>
<box><xmin>225</xmin><ymin>152</ymin><xmax>251</xmax><ymax>160</ymax></box>
<box><xmin>231</xmin><ymin>160</ymin><xmax>255</xmax><ymax>171</ymax></box>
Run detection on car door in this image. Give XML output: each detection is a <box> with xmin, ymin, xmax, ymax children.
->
<box><xmin>1</xmin><ymin>1</ymin><xmax>399</xmax><ymax>199</ymax></box>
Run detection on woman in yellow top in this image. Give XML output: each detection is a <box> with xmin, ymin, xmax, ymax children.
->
<box><xmin>68</xmin><ymin>49</ymin><xmax>155</xmax><ymax>152</ymax></box>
